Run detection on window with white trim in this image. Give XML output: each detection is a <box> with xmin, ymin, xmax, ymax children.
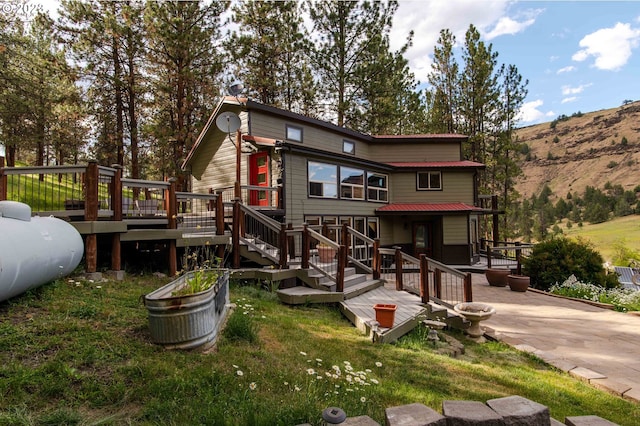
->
<box><xmin>367</xmin><ymin>172</ymin><xmax>388</xmax><ymax>202</ymax></box>
<box><xmin>340</xmin><ymin>166</ymin><xmax>364</xmax><ymax>200</ymax></box>
<box><xmin>308</xmin><ymin>162</ymin><xmax>337</xmax><ymax>198</ymax></box>
<box><xmin>417</xmin><ymin>171</ymin><xmax>442</xmax><ymax>190</ymax></box>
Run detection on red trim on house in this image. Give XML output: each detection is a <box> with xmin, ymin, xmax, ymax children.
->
<box><xmin>242</xmin><ymin>134</ymin><xmax>277</xmax><ymax>146</ymax></box>
<box><xmin>376</xmin><ymin>202</ymin><xmax>482</xmax><ymax>214</ymax></box>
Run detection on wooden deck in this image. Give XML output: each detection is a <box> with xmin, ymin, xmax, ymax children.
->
<box><xmin>340</xmin><ymin>286</ymin><xmax>427</xmax><ymax>344</ymax></box>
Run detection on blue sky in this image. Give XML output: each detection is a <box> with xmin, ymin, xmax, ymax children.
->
<box><xmin>390</xmin><ymin>0</ymin><xmax>640</xmax><ymax>126</ymax></box>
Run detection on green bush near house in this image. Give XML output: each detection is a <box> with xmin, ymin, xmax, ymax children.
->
<box><xmin>522</xmin><ymin>237</ymin><xmax>619</xmax><ymax>291</ymax></box>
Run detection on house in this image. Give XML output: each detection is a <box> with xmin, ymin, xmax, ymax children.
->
<box><xmin>183</xmin><ymin>96</ymin><xmax>487</xmax><ymax>265</ymax></box>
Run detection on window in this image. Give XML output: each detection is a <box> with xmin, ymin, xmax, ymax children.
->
<box><xmin>286</xmin><ymin>124</ymin><xmax>302</xmax><ymax>142</ymax></box>
<box><xmin>343</xmin><ymin>140</ymin><xmax>355</xmax><ymax>154</ymax></box>
<box><xmin>367</xmin><ymin>172</ymin><xmax>388</xmax><ymax>202</ymax></box>
<box><xmin>417</xmin><ymin>171</ymin><xmax>442</xmax><ymax>190</ymax></box>
<box><xmin>308</xmin><ymin>162</ymin><xmax>337</xmax><ymax>198</ymax></box>
<box><xmin>340</xmin><ymin>166</ymin><xmax>364</xmax><ymax>200</ymax></box>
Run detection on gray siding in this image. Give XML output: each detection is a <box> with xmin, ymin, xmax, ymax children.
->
<box><xmin>369</xmin><ymin>143</ymin><xmax>460</xmax><ymax>162</ymax></box>
<box><xmin>389</xmin><ymin>171</ymin><xmax>475</xmax><ymax>204</ymax></box>
<box><xmin>250</xmin><ymin>111</ymin><xmax>371</xmax><ymax>159</ymax></box>
<box><xmin>443</xmin><ymin>215</ymin><xmax>468</xmax><ymax>244</ymax></box>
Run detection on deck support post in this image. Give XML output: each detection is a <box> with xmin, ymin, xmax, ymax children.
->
<box><xmin>463</xmin><ymin>272</ymin><xmax>473</xmax><ymax>302</ymax></box>
<box><xmin>301</xmin><ymin>223</ymin><xmax>309</xmax><ymax>269</ymax></box>
<box><xmin>420</xmin><ymin>254</ymin><xmax>429</xmax><ymax>304</ymax></box>
<box><xmin>341</xmin><ymin>223</ymin><xmax>349</xmax><ymax>254</ymax></box>
<box><xmin>215</xmin><ymin>190</ymin><xmax>225</xmax><ymax>261</ymax></box>
<box><xmin>287</xmin><ymin>223</ymin><xmax>295</xmax><ymax>261</ymax></box>
<box><xmin>279</xmin><ymin>224</ymin><xmax>288</xmax><ymax>269</ymax></box>
<box><xmin>233</xmin><ymin>198</ymin><xmax>241</xmax><ymax>269</ymax></box>
<box><xmin>0</xmin><ymin>156</ymin><xmax>6</xmax><ymax>201</ymax></box>
<box><xmin>336</xmin><ymin>245</ymin><xmax>347</xmax><ymax>292</ymax></box>
<box><xmin>372</xmin><ymin>238</ymin><xmax>380</xmax><ymax>279</ymax></box>
<box><xmin>111</xmin><ymin>165</ymin><xmax>123</xmax><ymax>271</ymax></box>
<box><xmin>84</xmin><ymin>160</ymin><xmax>99</xmax><ymax>273</ymax></box>
<box><xmin>492</xmin><ymin>194</ymin><xmax>499</xmax><ymax>246</ymax></box>
<box><xmin>515</xmin><ymin>241</ymin><xmax>522</xmax><ymax>275</ymax></box>
<box><xmin>394</xmin><ymin>246</ymin><xmax>403</xmax><ymax>291</ymax></box>
<box><xmin>167</xmin><ymin>177</ymin><xmax>178</xmax><ymax>276</ymax></box>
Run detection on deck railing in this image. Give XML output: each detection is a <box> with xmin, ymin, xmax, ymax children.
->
<box><xmin>485</xmin><ymin>241</ymin><xmax>533</xmax><ymax>273</ymax></box>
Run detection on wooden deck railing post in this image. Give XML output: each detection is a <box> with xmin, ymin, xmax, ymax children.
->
<box><xmin>336</xmin><ymin>245</ymin><xmax>347</xmax><ymax>292</ymax></box>
<box><xmin>287</xmin><ymin>223</ymin><xmax>295</xmax><ymax>261</ymax></box>
<box><xmin>372</xmin><ymin>238</ymin><xmax>380</xmax><ymax>279</ymax></box>
<box><xmin>321</xmin><ymin>222</ymin><xmax>328</xmax><ymax>238</ymax></box>
<box><xmin>167</xmin><ymin>177</ymin><xmax>178</xmax><ymax>276</ymax></box>
<box><xmin>394</xmin><ymin>246</ymin><xmax>403</xmax><ymax>291</ymax></box>
<box><xmin>215</xmin><ymin>190</ymin><xmax>225</xmax><ymax>261</ymax></box>
<box><xmin>111</xmin><ymin>165</ymin><xmax>123</xmax><ymax>271</ymax></box>
<box><xmin>341</xmin><ymin>223</ymin><xmax>349</xmax><ymax>252</ymax></box>
<box><xmin>487</xmin><ymin>246</ymin><xmax>493</xmax><ymax>268</ymax></box>
<box><xmin>464</xmin><ymin>272</ymin><xmax>473</xmax><ymax>302</ymax></box>
<box><xmin>0</xmin><ymin>156</ymin><xmax>6</xmax><ymax>201</ymax></box>
<box><xmin>232</xmin><ymin>198</ymin><xmax>241</xmax><ymax>269</ymax></box>
<box><xmin>515</xmin><ymin>241</ymin><xmax>522</xmax><ymax>275</ymax></box>
<box><xmin>301</xmin><ymin>223</ymin><xmax>309</xmax><ymax>269</ymax></box>
<box><xmin>420</xmin><ymin>254</ymin><xmax>429</xmax><ymax>304</ymax></box>
<box><xmin>279</xmin><ymin>223</ymin><xmax>288</xmax><ymax>269</ymax></box>
<box><xmin>84</xmin><ymin>160</ymin><xmax>99</xmax><ymax>273</ymax></box>
<box><xmin>434</xmin><ymin>268</ymin><xmax>442</xmax><ymax>299</ymax></box>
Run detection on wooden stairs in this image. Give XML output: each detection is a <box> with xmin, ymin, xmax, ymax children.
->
<box><xmin>235</xmin><ymin>230</ymin><xmax>469</xmax><ymax>344</ymax></box>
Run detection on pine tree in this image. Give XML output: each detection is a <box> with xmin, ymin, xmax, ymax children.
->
<box><xmin>226</xmin><ymin>0</ymin><xmax>315</xmax><ymax>114</ymax></box>
<box><xmin>428</xmin><ymin>29</ymin><xmax>458</xmax><ymax>134</ymax></box>
<box><xmin>144</xmin><ymin>0</ymin><xmax>228</xmax><ymax>188</ymax></box>
<box><xmin>307</xmin><ymin>0</ymin><xmax>401</xmax><ymax>129</ymax></box>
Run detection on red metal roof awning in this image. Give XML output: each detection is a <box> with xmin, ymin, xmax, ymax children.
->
<box><xmin>376</xmin><ymin>202</ymin><xmax>482</xmax><ymax>214</ymax></box>
<box><xmin>242</xmin><ymin>135</ymin><xmax>277</xmax><ymax>146</ymax></box>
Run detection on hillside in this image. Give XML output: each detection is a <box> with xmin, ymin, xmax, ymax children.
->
<box><xmin>513</xmin><ymin>101</ymin><xmax>640</xmax><ymax>200</ymax></box>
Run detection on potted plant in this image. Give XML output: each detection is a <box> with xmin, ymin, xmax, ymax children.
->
<box><xmin>144</xmin><ymin>246</ymin><xmax>230</xmax><ymax>350</ymax></box>
<box><xmin>316</xmin><ymin>243</ymin><xmax>337</xmax><ymax>263</ymax></box>
<box><xmin>485</xmin><ymin>268</ymin><xmax>510</xmax><ymax>287</ymax></box>
<box><xmin>507</xmin><ymin>274</ymin><xmax>530</xmax><ymax>292</ymax></box>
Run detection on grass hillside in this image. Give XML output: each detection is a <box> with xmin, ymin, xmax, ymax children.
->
<box><xmin>514</xmin><ymin>101</ymin><xmax>640</xmax><ymax>200</ymax></box>
<box><xmin>561</xmin><ymin>214</ymin><xmax>640</xmax><ymax>263</ymax></box>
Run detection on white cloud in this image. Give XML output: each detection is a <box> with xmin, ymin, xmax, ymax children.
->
<box><xmin>561</xmin><ymin>97</ymin><xmax>578</xmax><ymax>104</ymax></box>
<box><xmin>556</xmin><ymin>66</ymin><xmax>576</xmax><ymax>74</ymax></box>
<box><xmin>562</xmin><ymin>84</ymin><xmax>591</xmax><ymax>96</ymax></box>
<box><xmin>484</xmin><ymin>12</ymin><xmax>540</xmax><ymax>40</ymax></box>
<box><xmin>518</xmin><ymin>99</ymin><xmax>553</xmax><ymax>124</ymax></box>
<box><xmin>572</xmin><ymin>22</ymin><xmax>640</xmax><ymax>70</ymax></box>
<box><xmin>390</xmin><ymin>0</ymin><xmax>512</xmax><ymax>77</ymax></box>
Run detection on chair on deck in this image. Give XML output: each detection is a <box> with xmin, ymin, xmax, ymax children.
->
<box><xmin>614</xmin><ymin>266</ymin><xmax>640</xmax><ymax>290</ymax></box>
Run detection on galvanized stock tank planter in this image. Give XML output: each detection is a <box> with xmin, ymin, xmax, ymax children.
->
<box><xmin>144</xmin><ymin>270</ymin><xmax>230</xmax><ymax>350</ymax></box>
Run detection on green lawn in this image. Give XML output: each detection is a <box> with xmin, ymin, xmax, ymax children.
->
<box><xmin>562</xmin><ymin>215</ymin><xmax>640</xmax><ymax>263</ymax></box>
<box><xmin>0</xmin><ymin>275</ymin><xmax>637</xmax><ymax>425</ymax></box>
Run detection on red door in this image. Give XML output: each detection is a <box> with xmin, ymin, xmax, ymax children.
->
<box><xmin>249</xmin><ymin>152</ymin><xmax>269</xmax><ymax>206</ymax></box>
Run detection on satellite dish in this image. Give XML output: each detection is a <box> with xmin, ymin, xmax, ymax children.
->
<box><xmin>228</xmin><ymin>81</ymin><xmax>244</xmax><ymax>97</ymax></box>
<box><xmin>215</xmin><ymin>112</ymin><xmax>241</xmax><ymax>134</ymax></box>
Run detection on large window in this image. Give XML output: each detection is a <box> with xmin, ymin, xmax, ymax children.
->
<box><xmin>417</xmin><ymin>171</ymin><xmax>442</xmax><ymax>190</ymax></box>
<box><xmin>367</xmin><ymin>172</ymin><xmax>388</xmax><ymax>202</ymax></box>
<box><xmin>340</xmin><ymin>166</ymin><xmax>364</xmax><ymax>200</ymax></box>
<box><xmin>308</xmin><ymin>162</ymin><xmax>337</xmax><ymax>198</ymax></box>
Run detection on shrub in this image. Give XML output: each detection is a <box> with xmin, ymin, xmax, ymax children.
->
<box><xmin>522</xmin><ymin>237</ymin><xmax>619</xmax><ymax>291</ymax></box>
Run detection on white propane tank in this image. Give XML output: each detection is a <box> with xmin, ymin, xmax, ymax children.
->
<box><xmin>0</xmin><ymin>201</ymin><xmax>84</xmax><ymax>302</ymax></box>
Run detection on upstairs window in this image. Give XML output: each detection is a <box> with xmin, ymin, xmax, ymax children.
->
<box><xmin>308</xmin><ymin>161</ymin><xmax>337</xmax><ymax>198</ymax></box>
<box><xmin>417</xmin><ymin>171</ymin><xmax>442</xmax><ymax>190</ymax></box>
<box><xmin>340</xmin><ymin>167</ymin><xmax>364</xmax><ymax>200</ymax></box>
<box><xmin>367</xmin><ymin>172</ymin><xmax>388</xmax><ymax>202</ymax></box>
<box><xmin>286</xmin><ymin>124</ymin><xmax>303</xmax><ymax>143</ymax></box>
<box><xmin>343</xmin><ymin>140</ymin><xmax>355</xmax><ymax>154</ymax></box>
